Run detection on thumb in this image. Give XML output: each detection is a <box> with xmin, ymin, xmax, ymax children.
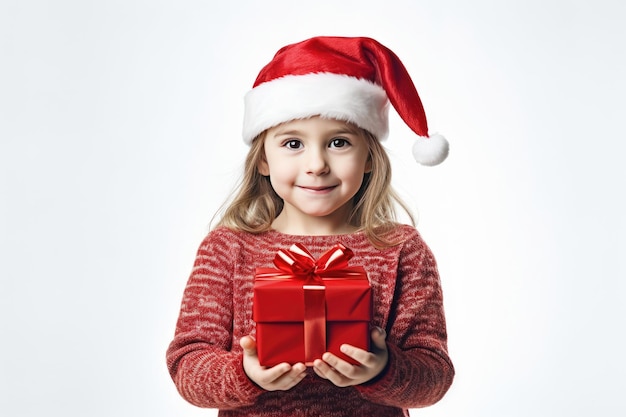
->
<box><xmin>371</xmin><ymin>326</ymin><xmax>387</xmax><ymax>350</ymax></box>
<box><xmin>240</xmin><ymin>335</ymin><xmax>257</xmax><ymax>356</ymax></box>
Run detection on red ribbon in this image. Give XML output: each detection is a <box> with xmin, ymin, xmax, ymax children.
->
<box><xmin>272</xmin><ymin>243</ymin><xmax>354</xmax><ymax>280</ymax></box>
<box><xmin>257</xmin><ymin>243</ymin><xmax>354</xmax><ymax>365</ymax></box>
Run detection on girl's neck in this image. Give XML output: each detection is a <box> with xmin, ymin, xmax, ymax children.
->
<box><xmin>271</xmin><ymin>211</ymin><xmax>357</xmax><ymax>236</ymax></box>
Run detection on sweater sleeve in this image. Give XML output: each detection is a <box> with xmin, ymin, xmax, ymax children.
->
<box><xmin>166</xmin><ymin>230</ymin><xmax>264</xmax><ymax>409</ymax></box>
<box><xmin>356</xmin><ymin>229</ymin><xmax>454</xmax><ymax>408</ymax></box>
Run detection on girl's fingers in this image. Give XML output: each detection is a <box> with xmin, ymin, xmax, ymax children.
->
<box><xmin>267</xmin><ymin>363</ymin><xmax>307</xmax><ymax>390</ymax></box>
<box><xmin>239</xmin><ymin>336</ymin><xmax>257</xmax><ymax>356</ymax></box>
<box><xmin>257</xmin><ymin>363</ymin><xmax>291</xmax><ymax>383</ymax></box>
<box><xmin>313</xmin><ymin>333</ymin><xmax>389</xmax><ymax>387</ymax></box>
<box><xmin>370</xmin><ymin>326</ymin><xmax>387</xmax><ymax>349</ymax></box>
<box><xmin>324</xmin><ymin>351</ymin><xmax>359</xmax><ymax>379</ymax></box>
<box><xmin>312</xmin><ymin>359</ymin><xmax>331</xmax><ymax>379</ymax></box>
<box><xmin>314</xmin><ymin>355</ymin><xmax>351</xmax><ymax>387</ymax></box>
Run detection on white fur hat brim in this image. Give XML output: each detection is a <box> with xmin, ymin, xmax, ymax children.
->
<box><xmin>242</xmin><ymin>72</ymin><xmax>389</xmax><ymax>144</ymax></box>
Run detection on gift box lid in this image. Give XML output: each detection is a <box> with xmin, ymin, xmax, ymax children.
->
<box><xmin>253</xmin><ymin>267</ymin><xmax>371</xmax><ymax>322</ymax></box>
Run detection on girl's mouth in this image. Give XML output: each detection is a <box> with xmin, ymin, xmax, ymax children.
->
<box><xmin>298</xmin><ymin>185</ymin><xmax>337</xmax><ymax>193</ymax></box>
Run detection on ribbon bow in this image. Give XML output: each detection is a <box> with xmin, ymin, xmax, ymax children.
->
<box><xmin>272</xmin><ymin>243</ymin><xmax>354</xmax><ymax>281</ymax></box>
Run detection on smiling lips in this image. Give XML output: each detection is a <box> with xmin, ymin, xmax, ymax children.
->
<box><xmin>298</xmin><ymin>185</ymin><xmax>337</xmax><ymax>193</ymax></box>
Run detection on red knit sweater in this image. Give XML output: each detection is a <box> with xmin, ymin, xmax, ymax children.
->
<box><xmin>166</xmin><ymin>225</ymin><xmax>454</xmax><ymax>416</ymax></box>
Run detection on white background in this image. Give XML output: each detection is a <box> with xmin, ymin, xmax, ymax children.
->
<box><xmin>1</xmin><ymin>1</ymin><xmax>624</xmax><ymax>416</ymax></box>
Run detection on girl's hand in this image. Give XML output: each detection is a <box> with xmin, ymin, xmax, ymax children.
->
<box><xmin>312</xmin><ymin>327</ymin><xmax>388</xmax><ymax>387</ymax></box>
<box><xmin>240</xmin><ymin>335</ymin><xmax>307</xmax><ymax>391</ymax></box>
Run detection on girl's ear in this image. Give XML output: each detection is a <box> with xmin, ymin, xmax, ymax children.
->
<box><xmin>364</xmin><ymin>156</ymin><xmax>373</xmax><ymax>174</ymax></box>
<box><xmin>257</xmin><ymin>157</ymin><xmax>270</xmax><ymax>176</ymax></box>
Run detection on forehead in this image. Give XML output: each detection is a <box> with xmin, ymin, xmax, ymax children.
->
<box><xmin>267</xmin><ymin>117</ymin><xmax>361</xmax><ymax>136</ymax></box>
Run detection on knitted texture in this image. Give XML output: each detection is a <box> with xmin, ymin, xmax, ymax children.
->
<box><xmin>166</xmin><ymin>225</ymin><xmax>454</xmax><ymax>416</ymax></box>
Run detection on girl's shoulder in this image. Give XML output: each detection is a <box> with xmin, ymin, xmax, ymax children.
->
<box><xmin>205</xmin><ymin>225</ymin><xmax>246</xmax><ymax>240</ymax></box>
<box><xmin>386</xmin><ymin>223</ymin><xmax>420</xmax><ymax>239</ymax></box>
<box><xmin>201</xmin><ymin>226</ymin><xmax>283</xmax><ymax>252</ymax></box>
<box><xmin>377</xmin><ymin>223</ymin><xmax>424</xmax><ymax>246</ymax></box>
<box><xmin>380</xmin><ymin>223</ymin><xmax>436</xmax><ymax>260</ymax></box>
<box><xmin>201</xmin><ymin>226</ymin><xmax>261</xmax><ymax>246</ymax></box>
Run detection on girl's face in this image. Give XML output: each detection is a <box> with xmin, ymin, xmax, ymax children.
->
<box><xmin>258</xmin><ymin>117</ymin><xmax>372</xmax><ymax>233</ymax></box>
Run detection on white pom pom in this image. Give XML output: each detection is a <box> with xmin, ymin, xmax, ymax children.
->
<box><xmin>412</xmin><ymin>133</ymin><xmax>449</xmax><ymax>166</ymax></box>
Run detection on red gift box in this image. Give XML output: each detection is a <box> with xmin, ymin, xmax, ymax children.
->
<box><xmin>253</xmin><ymin>243</ymin><xmax>372</xmax><ymax>367</ymax></box>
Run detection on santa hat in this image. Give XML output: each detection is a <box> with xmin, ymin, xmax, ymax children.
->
<box><xmin>243</xmin><ymin>36</ymin><xmax>449</xmax><ymax>166</ymax></box>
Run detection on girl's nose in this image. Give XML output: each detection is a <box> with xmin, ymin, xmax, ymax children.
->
<box><xmin>305</xmin><ymin>149</ymin><xmax>329</xmax><ymax>175</ymax></box>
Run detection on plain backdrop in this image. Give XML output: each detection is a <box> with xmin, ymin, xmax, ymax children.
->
<box><xmin>1</xmin><ymin>1</ymin><xmax>625</xmax><ymax>416</ymax></box>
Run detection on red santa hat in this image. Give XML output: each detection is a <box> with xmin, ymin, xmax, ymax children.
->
<box><xmin>243</xmin><ymin>36</ymin><xmax>449</xmax><ymax>166</ymax></box>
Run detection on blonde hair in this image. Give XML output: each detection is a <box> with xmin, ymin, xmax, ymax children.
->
<box><xmin>215</xmin><ymin>127</ymin><xmax>414</xmax><ymax>248</ymax></box>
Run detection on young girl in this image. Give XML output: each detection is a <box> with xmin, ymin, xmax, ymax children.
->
<box><xmin>166</xmin><ymin>36</ymin><xmax>454</xmax><ymax>416</ymax></box>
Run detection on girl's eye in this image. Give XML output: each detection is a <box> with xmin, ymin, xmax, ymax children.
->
<box><xmin>284</xmin><ymin>139</ymin><xmax>302</xmax><ymax>150</ymax></box>
<box><xmin>330</xmin><ymin>138</ymin><xmax>350</xmax><ymax>148</ymax></box>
